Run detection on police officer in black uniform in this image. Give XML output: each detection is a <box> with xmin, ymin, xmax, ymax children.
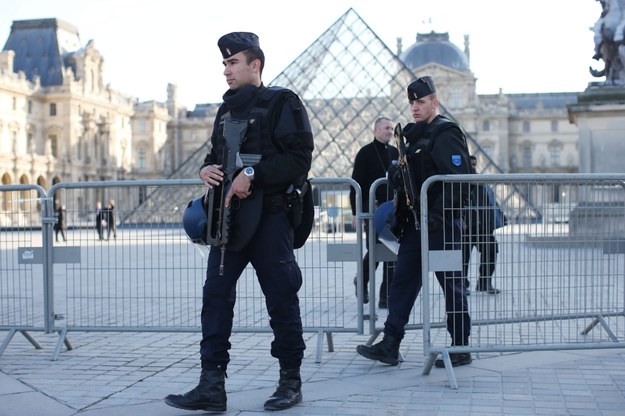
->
<box><xmin>165</xmin><ymin>32</ymin><xmax>314</xmax><ymax>413</ymax></box>
<box><xmin>356</xmin><ymin>76</ymin><xmax>473</xmax><ymax>368</ymax></box>
<box><xmin>349</xmin><ymin>117</ymin><xmax>398</xmax><ymax>308</ymax></box>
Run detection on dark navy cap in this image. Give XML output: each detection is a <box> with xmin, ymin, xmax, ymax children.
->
<box><xmin>407</xmin><ymin>76</ymin><xmax>436</xmax><ymax>100</ymax></box>
<box><xmin>218</xmin><ymin>32</ymin><xmax>260</xmax><ymax>59</ymax></box>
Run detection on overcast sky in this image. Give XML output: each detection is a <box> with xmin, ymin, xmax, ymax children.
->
<box><xmin>1</xmin><ymin>0</ymin><xmax>603</xmax><ymax>107</ymax></box>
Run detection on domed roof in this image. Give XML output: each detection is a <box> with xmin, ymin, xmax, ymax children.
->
<box><xmin>400</xmin><ymin>32</ymin><xmax>469</xmax><ymax>72</ymax></box>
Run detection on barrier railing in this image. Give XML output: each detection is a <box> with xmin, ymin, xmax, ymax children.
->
<box><xmin>0</xmin><ymin>184</ymin><xmax>49</xmax><ymax>355</ymax></box>
<box><xmin>419</xmin><ymin>174</ymin><xmax>625</xmax><ymax>388</ymax></box>
<box><xmin>5</xmin><ymin>174</ymin><xmax>622</xmax><ymax>385</ymax></box>
<box><xmin>0</xmin><ymin>178</ymin><xmax>363</xmax><ymax>361</ymax></box>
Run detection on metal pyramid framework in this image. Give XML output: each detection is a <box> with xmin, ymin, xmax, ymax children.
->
<box><xmin>270</xmin><ymin>8</ymin><xmax>413</xmax><ymax>178</ymax></box>
<box><xmin>126</xmin><ymin>8</ymin><xmax>537</xmax><ymax>224</ymax></box>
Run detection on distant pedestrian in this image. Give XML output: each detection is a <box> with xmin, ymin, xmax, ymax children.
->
<box><xmin>54</xmin><ymin>204</ymin><xmax>67</xmax><ymax>242</ymax></box>
<box><xmin>95</xmin><ymin>201</ymin><xmax>104</xmax><ymax>240</ymax></box>
<box><xmin>105</xmin><ymin>200</ymin><xmax>116</xmax><ymax>240</ymax></box>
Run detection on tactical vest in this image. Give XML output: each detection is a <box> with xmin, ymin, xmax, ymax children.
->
<box><xmin>250</xmin><ymin>87</ymin><xmax>313</xmax><ymax>248</ymax></box>
<box><xmin>242</xmin><ymin>86</ymin><xmax>306</xmax><ymax>159</ymax></box>
<box><xmin>407</xmin><ymin>116</ymin><xmax>462</xmax><ymax>193</ymax></box>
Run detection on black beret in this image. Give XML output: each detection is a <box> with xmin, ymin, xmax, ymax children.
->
<box><xmin>407</xmin><ymin>76</ymin><xmax>436</xmax><ymax>100</ymax></box>
<box><xmin>218</xmin><ymin>32</ymin><xmax>260</xmax><ymax>59</ymax></box>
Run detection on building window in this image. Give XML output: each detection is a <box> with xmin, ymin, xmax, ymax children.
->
<box><xmin>49</xmin><ymin>135</ymin><xmax>58</xmax><ymax>157</ymax></box>
<box><xmin>27</xmin><ymin>100</ymin><xmax>32</xmax><ymax>114</ymax></box>
<box><xmin>522</xmin><ymin>120</ymin><xmax>530</xmax><ymax>133</ymax></box>
<box><xmin>550</xmin><ymin>145</ymin><xmax>561</xmax><ymax>166</ymax></box>
<box><xmin>449</xmin><ymin>91</ymin><xmax>462</xmax><ymax>108</ymax></box>
<box><xmin>482</xmin><ymin>120</ymin><xmax>490</xmax><ymax>131</ymax></box>
<box><xmin>551</xmin><ymin>119</ymin><xmax>558</xmax><ymax>132</ymax></box>
<box><xmin>49</xmin><ymin>103</ymin><xmax>57</xmax><ymax>116</ymax></box>
<box><xmin>138</xmin><ymin>148</ymin><xmax>146</xmax><ymax>170</ymax></box>
<box><xmin>139</xmin><ymin>120</ymin><xmax>146</xmax><ymax>132</ymax></box>
<box><xmin>522</xmin><ymin>146</ymin><xmax>532</xmax><ymax>168</ymax></box>
<box><xmin>12</xmin><ymin>96</ymin><xmax>17</xmax><ymax>110</ymax></box>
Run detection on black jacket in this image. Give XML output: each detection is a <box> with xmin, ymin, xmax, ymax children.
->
<box><xmin>200</xmin><ymin>84</ymin><xmax>314</xmax><ymax>250</ymax></box>
<box><xmin>349</xmin><ymin>139</ymin><xmax>398</xmax><ymax>214</ymax></box>
<box><xmin>403</xmin><ymin>115</ymin><xmax>470</xmax><ymax>219</ymax></box>
<box><xmin>202</xmin><ymin>84</ymin><xmax>313</xmax><ymax>197</ymax></box>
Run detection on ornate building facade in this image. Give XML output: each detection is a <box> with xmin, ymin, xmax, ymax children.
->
<box><xmin>1</xmin><ymin>15</ymin><xmax>581</xmax><ymax>217</ymax></box>
<box><xmin>399</xmin><ymin>31</ymin><xmax>579</xmax><ymax>174</ymax></box>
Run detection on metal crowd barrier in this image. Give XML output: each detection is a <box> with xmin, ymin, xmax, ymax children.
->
<box><xmin>418</xmin><ymin>173</ymin><xmax>625</xmax><ymax>389</ymax></box>
<box><xmin>6</xmin><ymin>174</ymin><xmax>622</xmax><ymax>384</ymax></box>
<box><xmin>0</xmin><ymin>184</ymin><xmax>50</xmax><ymax>354</ymax></box>
<box><xmin>0</xmin><ymin>178</ymin><xmax>364</xmax><ymax>362</ymax></box>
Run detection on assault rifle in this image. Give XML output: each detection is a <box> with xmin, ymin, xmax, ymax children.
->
<box><xmin>205</xmin><ymin>117</ymin><xmax>249</xmax><ymax>275</ymax></box>
<box><xmin>394</xmin><ymin>123</ymin><xmax>420</xmax><ymax>230</ymax></box>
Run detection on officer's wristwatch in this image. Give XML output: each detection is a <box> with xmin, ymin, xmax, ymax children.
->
<box><xmin>243</xmin><ymin>166</ymin><xmax>255</xmax><ymax>181</ymax></box>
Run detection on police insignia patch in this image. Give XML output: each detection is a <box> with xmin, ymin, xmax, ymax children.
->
<box><xmin>451</xmin><ymin>155</ymin><xmax>462</xmax><ymax>166</ymax></box>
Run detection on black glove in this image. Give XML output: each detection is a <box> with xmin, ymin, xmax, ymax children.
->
<box><xmin>428</xmin><ymin>211</ymin><xmax>444</xmax><ymax>232</ymax></box>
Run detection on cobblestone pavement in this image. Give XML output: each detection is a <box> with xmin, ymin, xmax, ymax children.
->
<box><xmin>2</xmin><ymin>328</ymin><xmax>625</xmax><ymax>416</ymax></box>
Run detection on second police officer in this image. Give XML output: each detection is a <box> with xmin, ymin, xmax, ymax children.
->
<box><xmin>356</xmin><ymin>76</ymin><xmax>473</xmax><ymax>368</ymax></box>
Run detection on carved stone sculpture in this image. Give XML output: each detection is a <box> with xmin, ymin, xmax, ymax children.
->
<box><xmin>591</xmin><ymin>0</ymin><xmax>625</xmax><ymax>85</ymax></box>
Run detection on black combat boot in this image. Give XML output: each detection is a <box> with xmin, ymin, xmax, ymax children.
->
<box><xmin>164</xmin><ymin>369</ymin><xmax>227</xmax><ymax>413</ymax></box>
<box><xmin>356</xmin><ymin>333</ymin><xmax>401</xmax><ymax>366</ymax></box>
<box><xmin>434</xmin><ymin>352</ymin><xmax>473</xmax><ymax>368</ymax></box>
<box><xmin>264</xmin><ymin>368</ymin><xmax>302</xmax><ymax>411</ymax></box>
<box><xmin>476</xmin><ymin>278</ymin><xmax>500</xmax><ymax>294</ymax></box>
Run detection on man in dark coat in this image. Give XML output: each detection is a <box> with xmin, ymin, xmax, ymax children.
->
<box><xmin>356</xmin><ymin>76</ymin><xmax>473</xmax><ymax>369</ymax></box>
<box><xmin>349</xmin><ymin>117</ymin><xmax>398</xmax><ymax>308</ymax></box>
<box><xmin>165</xmin><ymin>31</ymin><xmax>313</xmax><ymax>413</ymax></box>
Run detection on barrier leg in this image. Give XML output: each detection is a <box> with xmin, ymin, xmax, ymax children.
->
<box><xmin>0</xmin><ymin>329</ymin><xmax>17</xmax><ymax>356</ymax></box>
<box><xmin>423</xmin><ymin>351</ymin><xmax>458</xmax><ymax>389</ymax></box>
<box><xmin>315</xmin><ymin>330</ymin><xmax>323</xmax><ymax>363</ymax></box>
<box><xmin>20</xmin><ymin>330</ymin><xmax>43</xmax><ymax>349</ymax></box>
<box><xmin>51</xmin><ymin>328</ymin><xmax>73</xmax><ymax>361</ymax></box>
<box><xmin>325</xmin><ymin>331</ymin><xmax>334</xmax><ymax>353</ymax></box>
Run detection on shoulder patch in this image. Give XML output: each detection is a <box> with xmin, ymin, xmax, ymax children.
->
<box><xmin>451</xmin><ymin>155</ymin><xmax>462</xmax><ymax>166</ymax></box>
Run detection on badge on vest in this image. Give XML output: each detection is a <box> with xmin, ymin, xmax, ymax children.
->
<box><xmin>451</xmin><ymin>155</ymin><xmax>462</xmax><ymax>166</ymax></box>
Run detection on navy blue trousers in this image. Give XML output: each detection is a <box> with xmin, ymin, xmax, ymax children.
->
<box><xmin>384</xmin><ymin>218</ymin><xmax>471</xmax><ymax>345</ymax></box>
<box><xmin>200</xmin><ymin>210</ymin><xmax>305</xmax><ymax>371</ymax></box>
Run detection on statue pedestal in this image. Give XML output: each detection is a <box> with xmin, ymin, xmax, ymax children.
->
<box><xmin>567</xmin><ymin>84</ymin><xmax>625</xmax><ymax>173</ymax></box>
<box><xmin>567</xmin><ymin>85</ymin><xmax>625</xmax><ymax>243</ymax></box>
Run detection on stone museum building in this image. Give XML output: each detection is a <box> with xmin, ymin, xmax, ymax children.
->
<box><xmin>0</xmin><ymin>11</ymin><xmax>582</xmax><ymax>217</ymax></box>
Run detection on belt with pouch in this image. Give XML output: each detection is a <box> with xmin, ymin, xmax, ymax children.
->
<box><xmin>263</xmin><ymin>194</ymin><xmax>288</xmax><ymax>212</ymax></box>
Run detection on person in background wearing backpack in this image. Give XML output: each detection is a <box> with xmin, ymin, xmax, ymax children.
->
<box><xmin>356</xmin><ymin>76</ymin><xmax>473</xmax><ymax>369</ymax></box>
<box><xmin>462</xmin><ymin>155</ymin><xmax>506</xmax><ymax>294</ymax></box>
<box><xmin>164</xmin><ymin>32</ymin><xmax>314</xmax><ymax>413</ymax></box>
